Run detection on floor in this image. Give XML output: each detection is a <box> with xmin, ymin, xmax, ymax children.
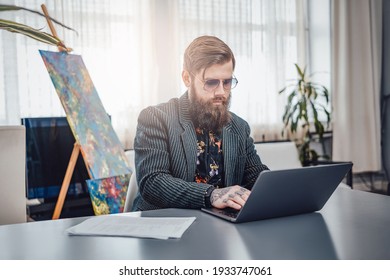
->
<box><xmin>351</xmin><ymin>171</ymin><xmax>389</xmax><ymax>195</ymax></box>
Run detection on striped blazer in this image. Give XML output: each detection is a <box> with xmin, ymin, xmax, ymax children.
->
<box><xmin>132</xmin><ymin>92</ymin><xmax>269</xmax><ymax>211</ymax></box>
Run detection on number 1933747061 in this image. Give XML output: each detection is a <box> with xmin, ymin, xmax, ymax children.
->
<box><xmin>212</xmin><ymin>266</ymin><xmax>272</xmax><ymax>276</ymax></box>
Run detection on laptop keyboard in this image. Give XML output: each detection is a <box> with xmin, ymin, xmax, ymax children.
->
<box><xmin>217</xmin><ymin>208</ymin><xmax>239</xmax><ymax>218</ymax></box>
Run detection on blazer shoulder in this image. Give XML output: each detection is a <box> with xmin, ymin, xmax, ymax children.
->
<box><xmin>228</xmin><ymin>112</ymin><xmax>251</xmax><ymax>133</ymax></box>
<box><xmin>138</xmin><ymin>97</ymin><xmax>180</xmax><ymax>120</ymax></box>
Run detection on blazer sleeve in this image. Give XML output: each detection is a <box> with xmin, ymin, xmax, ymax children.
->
<box><xmin>134</xmin><ymin>106</ymin><xmax>210</xmax><ymax>209</ymax></box>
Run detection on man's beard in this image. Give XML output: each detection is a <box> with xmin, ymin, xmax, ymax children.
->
<box><xmin>189</xmin><ymin>86</ymin><xmax>232</xmax><ymax>133</ymax></box>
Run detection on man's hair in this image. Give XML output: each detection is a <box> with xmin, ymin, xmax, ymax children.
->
<box><xmin>183</xmin><ymin>35</ymin><xmax>235</xmax><ymax>78</ymax></box>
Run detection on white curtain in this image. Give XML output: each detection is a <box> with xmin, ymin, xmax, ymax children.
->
<box><xmin>1</xmin><ymin>0</ymin><xmax>306</xmax><ymax>149</ymax></box>
<box><xmin>331</xmin><ymin>0</ymin><xmax>382</xmax><ymax>172</ymax></box>
<box><xmin>178</xmin><ymin>0</ymin><xmax>307</xmax><ymax>142</ymax></box>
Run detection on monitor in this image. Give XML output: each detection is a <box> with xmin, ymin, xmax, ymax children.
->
<box><xmin>22</xmin><ymin>117</ymin><xmax>95</xmax><ymax>220</ymax></box>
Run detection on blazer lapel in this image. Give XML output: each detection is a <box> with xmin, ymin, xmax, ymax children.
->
<box><xmin>179</xmin><ymin>92</ymin><xmax>198</xmax><ymax>181</ymax></box>
<box><xmin>223</xmin><ymin>123</ymin><xmax>241</xmax><ymax>186</ymax></box>
<box><xmin>181</xmin><ymin>128</ymin><xmax>197</xmax><ymax>181</ymax></box>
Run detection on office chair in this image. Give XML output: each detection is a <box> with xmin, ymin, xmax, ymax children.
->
<box><xmin>0</xmin><ymin>126</ymin><xmax>27</xmax><ymax>225</ymax></box>
<box><xmin>124</xmin><ymin>170</ymin><xmax>138</xmax><ymax>212</ymax></box>
<box><xmin>255</xmin><ymin>141</ymin><xmax>302</xmax><ymax>170</ymax></box>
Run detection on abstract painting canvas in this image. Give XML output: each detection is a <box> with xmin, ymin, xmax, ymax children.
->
<box><xmin>86</xmin><ymin>173</ymin><xmax>131</xmax><ymax>215</ymax></box>
<box><xmin>40</xmin><ymin>50</ymin><xmax>131</xmax><ymax>179</ymax></box>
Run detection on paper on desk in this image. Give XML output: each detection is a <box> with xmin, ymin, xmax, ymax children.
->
<box><xmin>66</xmin><ymin>215</ymin><xmax>196</xmax><ymax>240</ymax></box>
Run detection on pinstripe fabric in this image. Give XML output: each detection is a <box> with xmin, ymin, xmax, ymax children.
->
<box><xmin>132</xmin><ymin>92</ymin><xmax>269</xmax><ymax>211</ymax></box>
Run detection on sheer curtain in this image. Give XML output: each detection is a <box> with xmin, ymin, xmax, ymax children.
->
<box><xmin>1</xmin><ymin>0</ymin><xmax>306</xmax><ymax>149</ymax></box>
<box><xmin>331</xmin><ymin>0</ymin><xmax>382</xmax><ymax>173</ymax></box>
<box><xmin>178</xmin><ymin>0</ymin><xmax>306</xmax><ymax>142</ymax></box>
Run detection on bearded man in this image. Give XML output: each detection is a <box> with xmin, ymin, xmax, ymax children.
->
<box><xmin>132</xmin><ymin>35</ymin><xmax>269</xmax><ymax>211</ymax></box>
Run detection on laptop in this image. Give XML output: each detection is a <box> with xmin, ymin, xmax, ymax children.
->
<box><xmin>201</xmin><ymin>162</ymin><xmax>353</xmax><ymax>223</ymax></box>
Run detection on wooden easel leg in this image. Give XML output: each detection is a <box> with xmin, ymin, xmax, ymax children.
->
<box><xmin>52</xmin><ymin>143</ymin><xmax>81</xmax><ymax>220</ymax></box>
<box><xmin>41</xmin><ymin>4</ymin><xmax>69</xmax><ymax>52</ymax></box>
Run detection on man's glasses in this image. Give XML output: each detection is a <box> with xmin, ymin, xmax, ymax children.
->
<box><xmin>202</xmin><ymin>77</ymin><xmax>238</xmax><ymax>92</ymax></box>
<box><xmin>191</xmin><ymin>72</ymin><xmax>238</xmax><ymax>92</ymax></box>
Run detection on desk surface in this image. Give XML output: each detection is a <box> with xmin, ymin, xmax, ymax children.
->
<box><xmin>0</xmin><ymin>187</ymin><xmax>389</xmax><ymax>260</ymax></box>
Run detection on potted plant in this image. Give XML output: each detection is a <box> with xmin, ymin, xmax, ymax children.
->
<box><xmin>279</xmin><ymin>63</ymin><xmax>331</xmax><ymax>165</ymax></box>
<box><xmin>0</xmin><ymin>4</ymin><xmax>74</xmax><ymax>50</ymax></box>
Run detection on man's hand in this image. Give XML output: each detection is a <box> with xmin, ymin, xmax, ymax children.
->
<box><xmin>210</xmin><ymin>185</ymin><xmax>251</xmax><ymax>210</ymax></box>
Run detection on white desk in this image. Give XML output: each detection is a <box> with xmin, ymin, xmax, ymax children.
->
<box><xmin>0</xmin><ymin>187</ymin><xmax>389</xmax><ymax>259</ymax></box>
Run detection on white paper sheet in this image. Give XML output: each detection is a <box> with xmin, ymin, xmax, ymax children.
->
<box><xmin>66</xmin><ymin>215</ymin><xmax>196</xmax><ymax>240</ymax></box>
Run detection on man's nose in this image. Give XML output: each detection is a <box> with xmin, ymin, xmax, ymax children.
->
<box><xmin>214</xmin><ymin>81</ymin><xmax>226</xmax><ymax>96</ymax></box>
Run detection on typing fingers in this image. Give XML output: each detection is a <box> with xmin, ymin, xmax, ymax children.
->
<box><xmin>234</xmin><ymin>189</ymin><xmax>250</xmax><ymax>201</ymax></box>
<box><xmin>211</xmin><ymin>186</ymin><xmax>251</xmax><ymax>209</ymax></box>
<box><xmin>227</xmin><ymin>189</ymin><xmax>250</xmax><ymax>209</ymax></box>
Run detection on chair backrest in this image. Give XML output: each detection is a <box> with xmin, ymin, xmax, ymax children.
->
<box><xmin>0</xmin><ymin>126</ymin><xmax>27</xmax><ymax>225</ymax></box>
<box><xmin>124</xmin><ymin>149</ymin><xmax>138</xmax><ymax>212</ymax></box>
<box><xmin>124</xmin><ymin>169</ymin><xmax>138</xmax><ymax>212</ymax></box>
<box><xmin>125</xmin><ymin>149</ymin><xmax>135</xmax><ymax>171</ymax></box>
<box><xmin>255</xmin><ymin>141</ymin><xmax>302</xmax><ymax>170</ymax></box>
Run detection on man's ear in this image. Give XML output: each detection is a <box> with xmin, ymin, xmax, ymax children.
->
<box><xmin>182</xmin><ymin>70</ymin><xmax>191</xmax><ymax>87</ymax></box>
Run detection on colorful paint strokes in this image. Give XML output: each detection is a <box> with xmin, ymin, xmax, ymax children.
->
<box><xmin>39</xmin><ymin>50</ymin><xmax>131</xmax><ymax>179</ymax></box>
<box><xmin>87</xmin><ymin>173</ymin><xmax>131</xmax><ymax>215</ymax></box>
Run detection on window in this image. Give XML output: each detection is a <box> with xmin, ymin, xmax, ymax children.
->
<box><xmin>0</xmin><ymin>0</ymin><xmax>330</xmax><ymax>147</ymax></box>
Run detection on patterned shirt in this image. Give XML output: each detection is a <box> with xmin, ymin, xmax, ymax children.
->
<box><xmin>194</xmin><ymin>128</ymin><xmax>224</xmax><ymax>188</ymax></box>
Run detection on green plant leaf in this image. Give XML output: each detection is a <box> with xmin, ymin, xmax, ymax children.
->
<box><xmin>287</xmin><ymin>90</ymin><xmax>296</xmax><ymax>103</ymax></box>
<box><xmin>278</xmin><ymin>86</ymin><xmax>287</xmax><ymax>94</ymax></box>
<box><xmin>321</xmin><ymin>85</ymin><xmax>329</xmax><ymax>103</ymax></box>
<box><xmin>317</xmin><ymin>104</ymin><xmax>331</xmax><ymax>125</ymax></box>
<box><xmin>310</xmin><ymin>83</ymin><xmax>329</xmax><ymax>102</ymax></box>
<box><xmin>283</xmin><ymin>110</ymin><xmax>294</xmax><ymax>129</ymax></box>
<box><xmin>0</xmin><ymin>4</ymin><xmax>77</xmax><ymax>33</ymax></box>
<box><xmin>278</xmin><ymin>64</ymin><xmax>332</xmax><ymax>164</ymax></box>
<box><xmin>294</xmin><ymin>63</ymin><xmax>305</xmax><ymax>80</ymax></box>
<box><xmin>314</xmin><ymin>120</ymin><xmax>325</xmax><ymax>138</ymax></box>
<box><xmin>0</xmin><ymin>19</ymin><xmax>65</xmax><ymax>47</ymax></box>
<box><xmin>306</xmin><ymin>84</ymin><xmax>312</xmax><ymax>99</ymax></box>
<box><xmin>309</xmin><ymin>149</ymin><xmax>319</xmax><ymax>162</ymax></box>
<box><xmin>317</xmin><ymin>104</ymin><xmax>331</xmax><ymax>123</ymax></box>
<box><xmin>291</xmin><ymin>119</ymin><xmax>298</xmax><ymax>133</ymax></box>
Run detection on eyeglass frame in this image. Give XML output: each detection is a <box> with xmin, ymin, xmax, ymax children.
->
<box><xmin>190</xmin><ymin>72</ymin><xmax>238</xmax><ymax>92</ymax></box>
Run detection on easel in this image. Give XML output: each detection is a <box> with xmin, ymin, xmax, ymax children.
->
<box><xmin>41</xmin><ymin>4</ymin><xmax>71</xmax><ymax>53</ymax></box>
<box><xmin>41</xmin><ymin>4</ymin><xmax>87</xmax><ymax>219</ymax></box>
